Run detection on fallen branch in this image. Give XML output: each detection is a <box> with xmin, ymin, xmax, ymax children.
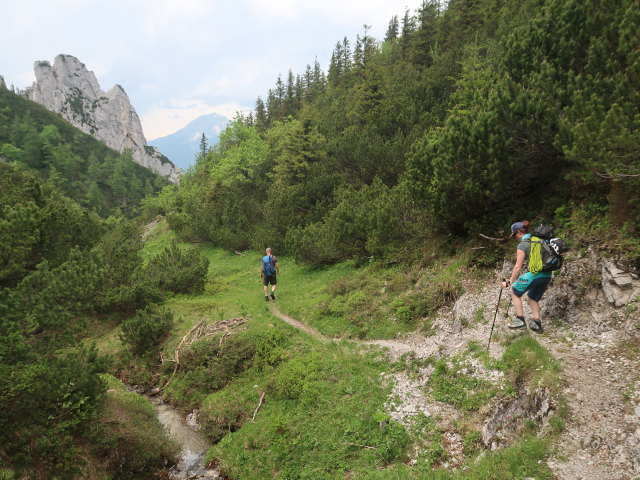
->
<box><xmin>159</xmin><ymin>318</ymin><xmax>248</xmax><ymax>392</ymax></box>
<box><xmin>342</xmin><ymin>442</ymin><xmax>377</xmax><ymax>450</ymax></box>
<box><xmin>159</xmin><ymin>320</ymin><xmax>203</xmax><ymax>391</ymax></box>
<box><xmin>479</xmin><ymin>233</ymin><xmax>509</xmax><ymax>242</ymax></box>
<box><xmin>219</xmin><ymin>332</ymin><xmax>230</xmax><ymax>347</ymax></box>
<box><xmin>251</xmin><ymin>391</ymin><xmax>266</xmax><ymax>422</ymax></box>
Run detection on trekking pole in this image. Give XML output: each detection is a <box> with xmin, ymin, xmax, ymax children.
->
<box><xmin>487</xmin><ymin>278</ymin><xmax>507</xmax><ymax>351</ymax></box>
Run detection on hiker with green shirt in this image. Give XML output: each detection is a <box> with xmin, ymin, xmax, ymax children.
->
<box><xmin>261</xmin><ymin>247</ymin><xmax>279</xmax><ymax>301</ymax></box>
<box><xmin>500</xmin><ymin>220</ymin><xmax>552</xmax><ymax>332</ymax></box>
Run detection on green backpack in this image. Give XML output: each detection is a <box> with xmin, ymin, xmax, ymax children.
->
<box><xmin>528</xmin><ymin>225</ymin><xmax>568</xmax><ymax>273</ymax></box>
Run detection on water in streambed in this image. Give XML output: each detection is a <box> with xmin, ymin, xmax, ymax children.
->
<box><xmin>152</xmin><ymin>398</ymin><xmax>221</xmax><ymax>479</ymax></box>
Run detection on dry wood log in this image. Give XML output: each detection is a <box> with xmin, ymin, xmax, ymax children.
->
<box><xmin>479</xmin><ymin>233</ymin><xmax>509</xmax><ymax>242</ymax></box>
<box><xmin>251</xmin><ymin>391</ymin><xmax>266</xmax><ymax>422</ymax></box>
<box><xmin>159</xmin><ymin>320</ymin><xmax>203</xmax><ymax>391</ymax></box>
<box><xmin>159</xmin><ymin>318</ymin><xmax>248</xmax><ymax>392</ymax></box>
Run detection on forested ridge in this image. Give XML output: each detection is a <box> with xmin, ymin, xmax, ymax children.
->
<box><xmin>161</xmin><ymin>0</ymin><xmax>639</xmax><ymax>265</ymax></box>
<box><xmin>1</xmin><ymin>0</ymin><xmax>639</xmax><ymax>478</ymax></box>
<box><xmin>0</xmin><ymin>86</ymin><xmax>169</xmax><ymax>217</ymax></box>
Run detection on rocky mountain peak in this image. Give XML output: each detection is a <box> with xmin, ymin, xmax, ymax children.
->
<box><xmin>23</xmin><ymin>54</ymin><xmax>181</xmax><ymax>182</ymax></box>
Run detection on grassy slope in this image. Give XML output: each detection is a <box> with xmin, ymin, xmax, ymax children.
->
<box><xmin>141</xmin><ymin>221</ymin><xmax>408</xmax><ymax>478</ymax></box>
<box><xmin>89</xmin><ymin>220</ymin><xmax>558</xmax><ymax>479</ymax></box>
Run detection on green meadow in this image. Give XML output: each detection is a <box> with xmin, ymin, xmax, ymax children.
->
<box><xmin>85</xmin><ymin>220</ymin><xmax>560</xmax><ymax>479</ymax></box>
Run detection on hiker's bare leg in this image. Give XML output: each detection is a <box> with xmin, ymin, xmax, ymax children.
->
<box><xmin>527</xmin><ymin>297</ymin><xmax>541</xmax><ymax>319</ymax></box>
<box><xmin>264</xmin><ymin>285</ymin><xmax>268</xmax><ymax>295</ymax></box>
<box><xmin>511</xmin><ymin>290</ymin><xmax>524</xmax><ymax>316</ymax></box>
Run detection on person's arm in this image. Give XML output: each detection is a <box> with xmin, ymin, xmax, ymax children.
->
<box><xmin>501</xmin><ymin>249</ymin><xmax>525</xmax><ymax>288</ymax></box>
<box><xmin>260</xmin><ymin>260</ymin><xmax>264</xmax><ymax>277</ymax></box>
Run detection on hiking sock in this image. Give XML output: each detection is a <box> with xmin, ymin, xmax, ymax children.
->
<box><xmin>265</xmin><ymin>295</ymin><xmax>269</xmax><ymax>301</ymax></box>
<box><xmin>508</xmin><ymin>315</ymin><xmax>527</xmax><ymax>330</ymax></box>
<box><xmin>270</xmin><ymin>292</ymin><xmax>275</xmax><ymax>300</ymax></box>
<box><xmin>530</xmin><ymin>318</ymin><xmax>543</xmax><ymax>333</ymax></box>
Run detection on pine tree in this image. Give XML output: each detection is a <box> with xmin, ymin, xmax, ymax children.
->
<box><xmin>199</xmin><ymin>133</ymin><xmax>208</xmax><ymax>160</ymax></box>
<box><xmin>411</xmin><ymin>0</ymin><xmax>440</xmax><ymax>67</ymax></box>
<box><xmin>254</xmin><ymin>96</ymin><xmax>267</xmax><ymax>131</ymax></box>
<box><xmin>385</xmin><ymin>15</ymin><xmax>400</xmax><ymax>43</ymax></box>
<box><xmin>399</xmin><ymin>7</ymin><xmax>416</xmax><ymax>57</ymax></box>
<box><xmin>328</xmin><ymin>41</ymin><xmax>344</xmax><ymax>87</ymax></box>
<box><xmin>284</xmin><ymin>70</ymin><xmax>296</xmax><ymax>116</ymax></box>
<box><xmin>86</xmin><ymin>179</ymin><xmax>103</xmax><ymax>211</ymax></box>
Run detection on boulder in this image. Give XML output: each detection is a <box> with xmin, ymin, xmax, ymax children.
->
<box><xmin>602</xmin><ymin>261</ymin><xmax>640</xmax><ymax>307</ymax></box>
<box><xmin>482</xmin><ymin>386</ymin><xmax>553</xmax><ymax>449</ymax></box>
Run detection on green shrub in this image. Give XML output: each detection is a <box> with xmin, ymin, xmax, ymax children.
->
<box><xmin>93</xmin><ymin>219</ymin><xmax>167</xmax><ymax>313</ymax></box>
<box><xmin>119</xmin><ymin>306</ymin><xmax>173</xmax><ymax>356</ymax></box>
<box><xmin>99</xmin><ymin>277</ymin><xmax>166</xmax><ymax>313</ymax></box>
<box><xmin>266</xmin><ymin>353</ymin><xmax>324</xmax><ymax>400</ymax></box>
<box><xmin>200</xmin><ymin>386</ymin><xmax>256</xmax><ymax>443</ymax></box>
<box><xmin>144</xmin><ymin>240</ymin><xmax>210</xmax><ymax>294</ymax></box>
<box><xmin>165</xmin><ymin>333</ymin><xmax>257</xmax><ymax>408</ymax></box>
<box><xmin>0</xmin><ymin>347</ymin><xmax>107</xmax><ymax>478</ymax></box>
<box><xmin>254</xmin><ymin>327</ymin><xmax>290</xmax><ymax>368</ymax></box>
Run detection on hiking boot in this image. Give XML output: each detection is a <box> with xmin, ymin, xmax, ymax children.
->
<box><xmin>529</xmin><ymin>318</ymin><xmax>544</xmax><ymax>333</ymax></box>
<box><xmin>265</xmin><ymin>295</ymin><xmax>269</xmax><ymax>302</ymax></box>
<box><xmin>508</xmin><ymin>316</ymin><xmax>527</xmax><ymax>330</ymax></box>
<box><xmin>270</xmin><ymin>292</ymin><xmax>276</xmax><ymax>300</ymax></box>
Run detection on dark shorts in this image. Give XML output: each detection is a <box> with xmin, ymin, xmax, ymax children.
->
<box><xmin>512</xmin><ymin>272</ymin><xmax>552</xmax><ymax>302</ymax></box>
<box><xmin>263</xmin><ymin>275</ymin><xmax>277</xmax><ymax>286</ymax></box>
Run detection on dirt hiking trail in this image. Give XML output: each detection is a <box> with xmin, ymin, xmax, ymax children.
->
<box><xmin>268</xmin><ymin>273</ymin><xmax>640</xmax><ymax>480</ymax></box>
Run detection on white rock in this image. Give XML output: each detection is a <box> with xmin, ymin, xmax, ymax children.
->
<box><xmin>23</xmin><ymin>55</ymin><xmax>182</xmax><ymax>182</ymax></box>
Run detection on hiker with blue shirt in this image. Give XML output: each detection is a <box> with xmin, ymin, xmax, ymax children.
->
<box><xmin>500</xmin><ymin>220</ymin><xmax>552</xmax><ymax>332</ymax></box>
<box><xmin>261</xmin><ymin>247</ymin><xmax>279</xmax><ymax>301</ymax></box>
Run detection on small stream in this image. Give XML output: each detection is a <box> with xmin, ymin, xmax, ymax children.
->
<box><xmin>150</xmin><ymin>397</ymin><xmax>221</xmax><ymax>479</ymax></box>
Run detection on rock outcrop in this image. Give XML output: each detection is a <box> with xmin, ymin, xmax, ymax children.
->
<box><xmin>482</xmin><ymin>386</ymin><xmax>553</xmax><ymax>449</ymax></box>
<box><xmin>22</xmin><ymin>54</ymin><xmax>181</xmax><ymax>182</ymax></box>
<box><xmin>602</xmin><ymin>260</ymin><xmax>640</xmax><ymax>308</ymax></box>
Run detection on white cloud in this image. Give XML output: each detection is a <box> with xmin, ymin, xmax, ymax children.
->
<box><xmin>2</xmin><ymin>0</ymin><xmax>425</xmax><ymax>139</ymax></box>
<box><xmin>245</xmin><ymin>0</ymin><xmax>299</xmax><ymax>20</ymax></box>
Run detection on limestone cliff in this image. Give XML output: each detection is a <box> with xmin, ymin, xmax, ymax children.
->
<box><xmin>22</xmin><ymin>54</ymin><xmax>181</xmax><ymax>182</ymax></box>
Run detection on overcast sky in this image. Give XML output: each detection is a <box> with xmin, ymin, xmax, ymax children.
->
<box><xmin>1</xmin><ymin>0</ymin><xmax>424</xmax><ymax>140</ymax></box>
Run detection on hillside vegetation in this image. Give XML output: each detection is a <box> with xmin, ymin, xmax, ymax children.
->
<box><xmin>0</xmin><ymin>86</ymin><xmax>168</xmax><ymax>217</ymax></box>
<box><xmin>153</xmin><ymin>0</ymin><xmax>639</xmax><ymax>266</ymax></box>
<box><xmin>0</xmin><ymin>164</ymin><xmax>205</xmax><ymax>478</ymax></box>
<box><xmin>98</xmin><ymin>222</ymin><xmax>563</xmax><ymax>479</ymax></box>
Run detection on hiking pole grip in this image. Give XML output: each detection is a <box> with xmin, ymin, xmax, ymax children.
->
<box><xmin>487</xmin><ymin>278</ymin><xmax>507</xmax><ymax>351</ymax></box>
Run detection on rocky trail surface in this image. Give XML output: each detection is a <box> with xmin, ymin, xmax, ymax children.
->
<box><xmin>268</xmin><ymin>254</ymin><xmax>640</xmax><ymax>479</ymax></box>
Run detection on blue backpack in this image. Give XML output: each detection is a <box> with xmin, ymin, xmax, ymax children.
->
<box><xmin>262</xmin><ymin>255</ymin><xmax>276</xmax><ymax>276</ymax></box>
